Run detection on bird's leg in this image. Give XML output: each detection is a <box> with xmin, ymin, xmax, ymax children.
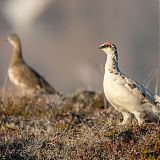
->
<box><xmin>133</xmin><ymin>111</ymin><xmax>145</xmax><ymax>125</ymax></box>
<box><xmin>121</xmin><ymin>111</ymin><xmax>134</xmax><ymax>125</ymax></box>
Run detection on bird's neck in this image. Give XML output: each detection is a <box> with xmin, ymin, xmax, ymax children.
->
<box><xmin>11</xmin><ymin>43</ymin><xmax>24</xmax><ymax>64</ymax></box>
<box><xmin>105</xmin><ymin>52</ymin><xmax>119</xmax><ymax>73</ymax></box>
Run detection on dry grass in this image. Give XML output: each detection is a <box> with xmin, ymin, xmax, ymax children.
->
<box><xmin>0</xmin><ymin>90</ymin><xmax>160</xmax><ymax>160</ymax></box>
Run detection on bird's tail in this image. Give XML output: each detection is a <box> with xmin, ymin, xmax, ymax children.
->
<box><xmin>152</xmin><ymin>95</ymin><xmax>160</xmax><ymax>117</ymax></box>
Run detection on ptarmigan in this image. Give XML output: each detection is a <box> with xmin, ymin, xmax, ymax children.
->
<box><xmin>99</xmin><ymin>42</ymin><xmax>160</xmax><ymax>124</ymax></box>
<box><xmin>7</xmin><ymin>34</ymin><xmax>57</xmax><ymax>96</ymax></box>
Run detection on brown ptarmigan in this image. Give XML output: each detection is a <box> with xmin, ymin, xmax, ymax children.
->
<box><xmin>99</xmin><ymin>42</ymin><xmax>160</xmax><ymax>125</ymax></box>
<box><xmin>7</xmin><ymin>34</ymin><xmax>57</xmax><ymax>96</ymax></box>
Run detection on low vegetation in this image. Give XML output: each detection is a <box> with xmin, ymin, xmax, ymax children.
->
<box><xmin>0</xmin><ymin>90</ymin><xmax>160</xmax><ymax>159</ymax></box>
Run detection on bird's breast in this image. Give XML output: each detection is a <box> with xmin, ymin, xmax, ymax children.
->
<box><xmin>8</xmin><ymin>67</ymin><xmax>27</xmax><ymax>88</ymax></box>
<box><xmin>103</xmin><ymin>72</ymin><xmax>141</xmax><ymax>107</ymax></box>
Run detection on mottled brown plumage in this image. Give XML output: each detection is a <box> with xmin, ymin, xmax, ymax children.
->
<box><xmin>7</xmin><ymin>34</ymin><xmax>57</xmax><ymax>95</ymax></box>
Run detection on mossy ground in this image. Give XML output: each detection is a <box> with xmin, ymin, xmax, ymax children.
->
<box><xmin>0</xmin><ymin>90</ymin><xmax>160</xmax><ymax>160</ymax></box>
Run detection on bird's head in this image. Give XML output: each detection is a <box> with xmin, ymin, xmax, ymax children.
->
<box><xmin>99</xmin><ymin>42</ymin><xmax>117</xmax><ymax>56</ymax></box>
<box><xmin>7</xmin><ymin>34</ymin><xmax>21</xmax><ymax>48</ymax></box>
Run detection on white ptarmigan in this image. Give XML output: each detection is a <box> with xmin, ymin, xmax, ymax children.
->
<box><xmin>99</xmin><ymin>42</ymin><xmax>160</xmax><ymax>124</ymax></box>
<box><xmin>7</xmin><ymin>33</ymin><xmax>58</xmax><ymax>96</ymax></box>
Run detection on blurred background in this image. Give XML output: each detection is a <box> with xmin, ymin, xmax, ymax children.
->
<box><xmin>0</xmin><ymin>0</ymin><xmax>159</xmax><ymax>95</ymax></box>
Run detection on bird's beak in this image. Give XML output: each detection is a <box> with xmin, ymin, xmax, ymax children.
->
<box><xmin>98</xmin><ymin>44</ymin><xmax>104</xmax><ymax>49</ymax></box>
<box><xmin>6</xmin><ymin>38</ymin><xmax>9</xmax><ymax>42</ymax></box>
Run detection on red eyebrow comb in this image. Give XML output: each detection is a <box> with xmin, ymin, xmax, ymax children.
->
<box><xmin>99</xmin><ymin>41</ymin><xmax>113</xmax><ymax>49</ymax></box>
<box><xmin>102</xmin><ymin>42</ymin><xmax>112</xmax><ymax>46</ymax></box>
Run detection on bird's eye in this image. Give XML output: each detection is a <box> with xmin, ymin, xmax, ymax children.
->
<box><xmin>106</xmin><ymin>45</ymin><xmax>109</xmax><ymax>47</ymax></box>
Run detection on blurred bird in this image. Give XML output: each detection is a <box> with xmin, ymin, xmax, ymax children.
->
<box><xmin>99</xmin><ymin>42</ymin><xmax>160</xmax><ymax>124</ymax></box>
<box><xmin>7</xmin><ymin>33</ymin><xmax>57</xmax><ymax>96</ymax></box>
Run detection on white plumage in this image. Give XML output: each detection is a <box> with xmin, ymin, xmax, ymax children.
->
<box><xmin>99</xmin><ymin>42</ymin><xmax>160</xmax><ymax>124</ymax></box>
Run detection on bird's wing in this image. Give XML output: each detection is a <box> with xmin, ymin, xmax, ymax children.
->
<box><xmin>15</xmin><ymin>62</ymin><xmax>56</xmax><ymax>94</ymax></box>
<box><xmin>121</xmin><ymin>74</ymin><xmax>155</xmax><ymax>104</ymax></box>
<box><xmin>26</xmin><ymin>64</ymin><xmax>56</xmax><ymax>94</ymax></box>
<box><xmin>124</xmin><ymin>76</ymin><xmax>160</xmax><ymax>116</ymax></box>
